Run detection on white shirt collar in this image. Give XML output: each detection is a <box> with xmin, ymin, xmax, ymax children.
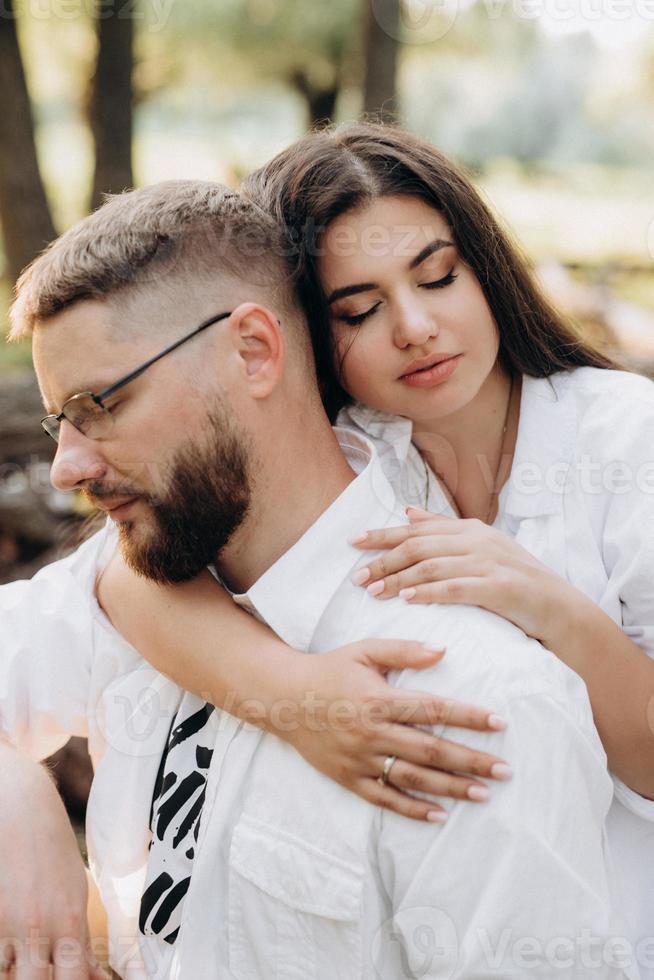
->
<box><xmin>339</xmin><ymin>402</ymin><xmax>414</xmax><ymax>466</ymax></box>
<box><xmin>342</xmin><ymin>373</ymin><xmax>579</xmax><ymax>522</ymax></box>
<box><xmin>501</xmin><ymin>372</ymin><xmax>576</xmax><ymax>518</ymax></box>
<box><xmin>231</xmin><ymin>427</ymin><xmax>400</xmax><ymax>650</ymax></box>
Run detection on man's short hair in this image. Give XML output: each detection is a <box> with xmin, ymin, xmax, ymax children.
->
<box><xmin>9</xmin><ymin>180</ymin><xmax>302</xmax><ymax>343</ymax></box>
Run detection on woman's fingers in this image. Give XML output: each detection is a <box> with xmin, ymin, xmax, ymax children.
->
<box><xmin>352</xmin><ymin>517</ymin><xmax>467</xmax><ymax>551</ymax></box>
<box><xmin>400</xmin><ymin>578</ymin><xmax>497</xmax><ymax>607</ymax></box>
<box><xmin>353</xmin><ymin>537</ymin><xmax>472</xmax><ymax>590</ymax></box>
<box><xmin>406</xmin><ymin>506</ymin><xmax>447</xmax><ymax>523</ymax></box>
<box><xmin>351</xmin><ymin>638</ymin><xmax>445</xmax><ymax>672</ymax></box>
<box><xmin>352</xmin><ymin>522</ymin><xmax>460</xmax><ymax>554</ymax></box>
<box><xmin>385</xmin><ymin>691</ymin><xmax>506</xmax><ymax>731</ymax></box>
<box><xmin>362</xmin><ymin>779</ymin><xmax>449</xmax><ymax>823</ymax></box>
<box><xmin>376</xmin><ymin>756</ymin><xmax>491</xmax><ymax>802</ymax></box>
<box><xmin>382</xmin><ymin>724</ymin><xmax>512</xmax><ymax>781</ymax></box>
<box><xmin>365</xmin><ymin>557</ymin><xmax>484</xmax><ymax>599</ymax></box>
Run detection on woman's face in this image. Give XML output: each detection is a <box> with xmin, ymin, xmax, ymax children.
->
<box><xmin>318</xmin><ymin>194</ymin><xmax>501</xmax><ymax>425</ymax></box>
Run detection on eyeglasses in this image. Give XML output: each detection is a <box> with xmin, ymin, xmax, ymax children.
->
<box><xmin>41</xmin><ymin>310</ymin><xmax>232</xmax><ymax>443</ymax></box>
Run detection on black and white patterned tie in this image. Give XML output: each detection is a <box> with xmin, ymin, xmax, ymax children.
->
<box><xmin>139</xmin><ymin>694</ymin><xmax>216</xmax><ymax>946</ymax></box>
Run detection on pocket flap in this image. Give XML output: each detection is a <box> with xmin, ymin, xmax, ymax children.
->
<box><xmin>230</xmin><ymin>813</ymin><xmax>363</xmax><ymax>921</ymax></box>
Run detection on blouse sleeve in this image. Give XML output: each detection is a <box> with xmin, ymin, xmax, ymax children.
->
<box><xmin>589</xmin><ymin>375</ymin><xmax>654</xmax><ymax>658</ymax></box>
<box><xmin>580</xmin><ymin>372</ymin><xmax>654</xmax><ymax>817</ymax></box>
<box><xmin>0</xmin><ymin>526</ymin><xmax>111</xmax><ymax>759</ymax></box>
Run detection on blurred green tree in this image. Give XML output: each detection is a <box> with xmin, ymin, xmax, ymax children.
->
<box><xmin>362</xmin><ymin>0</ymin><xmax>399</xmax><ymax>121</ymax></box>
<box><xmin>0</xmin><ymin>0</ymin><xmax>56</xmax><ymax>285</ymax></box>
<box><xmin>157</xmin><ymin>0</ymin><xmax>367</xmax><ymax>127</ymax></box>
<box><xmin>88</xmin><ymin>1</ymin><xmax>134</xmax><ymax>210</ymax></box>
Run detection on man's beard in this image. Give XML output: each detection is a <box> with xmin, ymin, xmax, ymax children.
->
<box><xmin>116</xmin><ymin>410</ymin><xmax>251</xmax><ymax>584</ymax></box>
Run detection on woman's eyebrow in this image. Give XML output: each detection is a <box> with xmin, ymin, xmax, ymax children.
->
<box><xmin>326</xmin><ymin>237</ymin><xmax>455</xmax><ymax>304</ymax></box>
<box><xmin>326</xmin><ymin>282</ymin><xmax>378</xmax><ymax>304</ymax></box>
<box><xmin>409</xmin><ymin>238</ymin><xmax>454</xmax><ymax>270</ymax></box>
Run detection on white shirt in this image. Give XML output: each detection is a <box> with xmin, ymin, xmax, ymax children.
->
<box><xmin>341</xmin><ymin>365</ymin><xmax>654</xmax><ymax>973</ymax></box>
<box><xmin>0</xmin><ymin>426</ymin><xmax>635</xmax><ymax>978</ymax></box>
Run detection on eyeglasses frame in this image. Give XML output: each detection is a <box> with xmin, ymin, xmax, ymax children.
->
<box><xmin>40</xmin><ymin>310</ymin><xmax>233</xmax><ymax>442</ymax></box>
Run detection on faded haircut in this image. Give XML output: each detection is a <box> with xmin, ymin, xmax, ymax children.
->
<box><xmin>8</xmin><ymin>180</ymin><xmax>305</xmax><ymax>348</ymax></box>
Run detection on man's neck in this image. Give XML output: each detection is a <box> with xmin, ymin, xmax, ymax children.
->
<box><xmin>217</xmin><ymin>421</ymin><xmax>357</xmax><ymax>594</ymax></box>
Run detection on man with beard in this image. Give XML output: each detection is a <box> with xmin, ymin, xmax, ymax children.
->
<box><xmin>0</xmin><ymin>181</ymin><xmax>634</xmax><ymax>979</ymax></box>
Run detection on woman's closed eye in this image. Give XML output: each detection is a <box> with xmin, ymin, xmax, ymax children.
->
<box><xmin>333</xmin><ymin>269</ymin><xmax>458</xmax><ymax>327</ymax></box>
<box><xmin>334</xmin><ymin>300</ymin><xmax>382</xmax><ymax>327</ymax></box>
<box><xmin>419</xmin><ymin>269</ymin><xmax>458</xmax><ymax>290</ymax></box>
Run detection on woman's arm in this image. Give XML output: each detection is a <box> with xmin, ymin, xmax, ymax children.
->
<box><xmin>97</xmin><ymin>552</ymin><xmax>512</xmax><ymax>822</ymax></box>
<box><xmin>541</xmin><ymin>589</ymin><xmax>654</xmax><ymax>799</ymax></box>
<box><xmin>352</xmin><ymin>512</ymin><xmax>654</xmax><ymax>797</ymax></box>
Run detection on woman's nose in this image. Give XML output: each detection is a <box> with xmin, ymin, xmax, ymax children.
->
<box><xmin>49</xmin><ymin>421</ymin><xmax>107</xmax><ymax>492</ymax></box>
<box><xmin>392</xmin><ymin>301</ymin><xmax>439</xmax><ymax>349</ymax></box>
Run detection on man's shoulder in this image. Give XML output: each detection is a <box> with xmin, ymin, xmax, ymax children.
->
<box><xmin>0</xmin><ymin>523</ymin><xmax>111</xmax><ymax>618</ymax></box>
<box><xmin>363</xmin><ymin>596</ymin><xmax>595</xmax><ymax>730</ymax></box>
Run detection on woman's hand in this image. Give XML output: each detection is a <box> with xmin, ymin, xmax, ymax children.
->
<box><xmin>96</xmin><ymin>551</ymin><xmax>513</xmax><ymax>823</ymax></box>
<box><xmin>277</xmin><ymin>640</ymin><xmax>512</xmax><ymax>823</ymax></box>
<box><xmin>351</xmin><ymin>508</ymin><xmax>575</xmax><ymax>644</ymax></box>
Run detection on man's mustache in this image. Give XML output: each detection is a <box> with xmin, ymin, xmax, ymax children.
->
<box><xmin>82</xmin><ymin>483</ymin><xmax>157</xmax><ymax>509</ymax></box>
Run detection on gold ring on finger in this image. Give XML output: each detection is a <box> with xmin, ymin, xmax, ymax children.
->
<box><xmin>378</xmin><ymin>754</ymin><xmax>397</xmax><ymax>786</ymax></box>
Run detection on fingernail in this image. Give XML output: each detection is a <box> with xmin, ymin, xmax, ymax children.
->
<box><xmin>490</xmin><ymin>763</ymin><xmax>513</xmax><ymax>781</ymax></box>
<box><xmin>367</xmin><ymin>580</ymin><xmax>384</xmax><ymax>596</ymax></box>
<box><xmin>348</xmin><ymin>532</ymin><xmax>368</xmax><ymax>545</ymax></box>
<box><xmin>426</xmin><ymin>810</ymin><xmax>448</xmax><ymax>823</ymax></box>
<box><xmin>400</xmin><ymin>587</ymin><xmax>416</xmax><ymax>601</ymax></box>
<box><xmin>487</xmin><ymin>714</ymin><xmax>507</xmax><ymax>730</ymax></box>
<box><xmin>467</xmin><ymin>785</ymin><xmax>490</xmax><ymax>802</ymax></box>
<box><xmin>352</xmin><ymin>567</ymin><xmax>371</xmax><ymax>586</ymax></box>
<box><xmin>422</xmin><ymin>642</ymin><xmax>444</xmax><ymax>654</ymax></box>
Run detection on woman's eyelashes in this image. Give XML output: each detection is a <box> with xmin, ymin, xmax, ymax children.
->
<box><xmin>335</xmin><ymin>301</ymin><xmax>382</xmax><ymax>327</ymax></box>
<box><xmin>333</xmin><ymin>268</ymin><xmax>458</xmax><ymax>327</ymax></box>
<box><xmin>420</xmin><ymin>269</ymin><xmax>458</xmax><ymax>290</ymax></box>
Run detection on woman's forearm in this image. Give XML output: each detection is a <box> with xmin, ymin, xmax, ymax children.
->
<box><xmin>542</xmin><ymin>595</ymin><xmax>654</xmax><ymax>798</ymax></box>
<box><xmin>98</xmin><ymin>560</ymin><xmax>305</xmax><ymax>735</ymax></box>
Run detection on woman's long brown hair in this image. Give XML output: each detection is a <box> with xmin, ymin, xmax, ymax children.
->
<box><xmin>243</xmin><ymin>122</ymin><xmax>619</xmax><ymax>420</ymax></box>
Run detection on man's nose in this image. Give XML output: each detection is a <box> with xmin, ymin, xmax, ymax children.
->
<box><xmin>49</xmin><ymin>421</ymin><xmax>107</xmax><ymax>492</ymax></box>
<box><xmin>392</xmin><ymin>299</ymin><xmax>439</xmax><ymax>349</ymax></box>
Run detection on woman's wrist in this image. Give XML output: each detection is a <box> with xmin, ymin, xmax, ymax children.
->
<box><xmin>537</xmin><ymin>580</ymin><xmax>597</xmax><ymax>668</ymax></box>
<box><xmin>237</xmin><ymin>643</ymin><xmax>310</xmax><ymax>744</ymax></box>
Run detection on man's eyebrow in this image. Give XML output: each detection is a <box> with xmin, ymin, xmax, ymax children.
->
<box><xmin>326</xmin><ymin>238</ymin><xmax>455</xmax><ymax>305</ymax></box>
<box><xmin>409</xmin><ymin>238</ymin><xmax>455</xmax><ymax>270</ymax></box>
<box><xmin>43</xmin><ymin>381</ymin><xmax>109</xmax><ymax>416</ymax></box>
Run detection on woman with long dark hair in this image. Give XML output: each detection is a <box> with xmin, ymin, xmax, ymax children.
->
<box><xmin>100</xmin><ymin>123</ymin><xmax>654</xmax><ymax>946</ymax></box>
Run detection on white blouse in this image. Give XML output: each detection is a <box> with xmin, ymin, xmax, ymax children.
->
<box><xmin>339</xmin><ymin>366</ymin><xmax>654</xmax><ymax>967</ymax></box>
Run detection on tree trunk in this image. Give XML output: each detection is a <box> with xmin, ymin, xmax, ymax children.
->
<box><xmin>362</xmin><ymin>0</ymin><xmax>400</xmax><ymax>122</ymax></box>
<box><xmin>290</xmin><ymin>69</ymin><xmax>339</xmax><ymax>130</ymax></box>
<box><xmin>89</xmin><ymin>3</ymin><xmax>134</xmax><ymax>211</ymax></box>
<box><xmin>0</xmin><ymin>0</ymin><xmax>56</xmax><ymax>284</ymax></box>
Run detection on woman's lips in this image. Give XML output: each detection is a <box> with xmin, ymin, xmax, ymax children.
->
<box><xmin>400</xmin><ymin>354</ymin><xmax>462</xmax><ymax>388</ymax></box>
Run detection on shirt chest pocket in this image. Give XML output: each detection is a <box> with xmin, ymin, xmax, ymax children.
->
<box><xmin>228</xmin><ymin>813</ymin><xmax>364</xmax><ymax>980</ymax></box>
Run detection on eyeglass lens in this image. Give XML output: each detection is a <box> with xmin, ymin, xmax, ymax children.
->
<box><xmin>43</xmin><ymin>394</ymin><xmax>113</xmax><ymax>443</ymax></box>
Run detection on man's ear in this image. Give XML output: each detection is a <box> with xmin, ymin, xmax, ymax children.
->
<box><xmin>227</xmin><ymin>302</ymin><xmax>284</xmax><ymax>397</ymax></box>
